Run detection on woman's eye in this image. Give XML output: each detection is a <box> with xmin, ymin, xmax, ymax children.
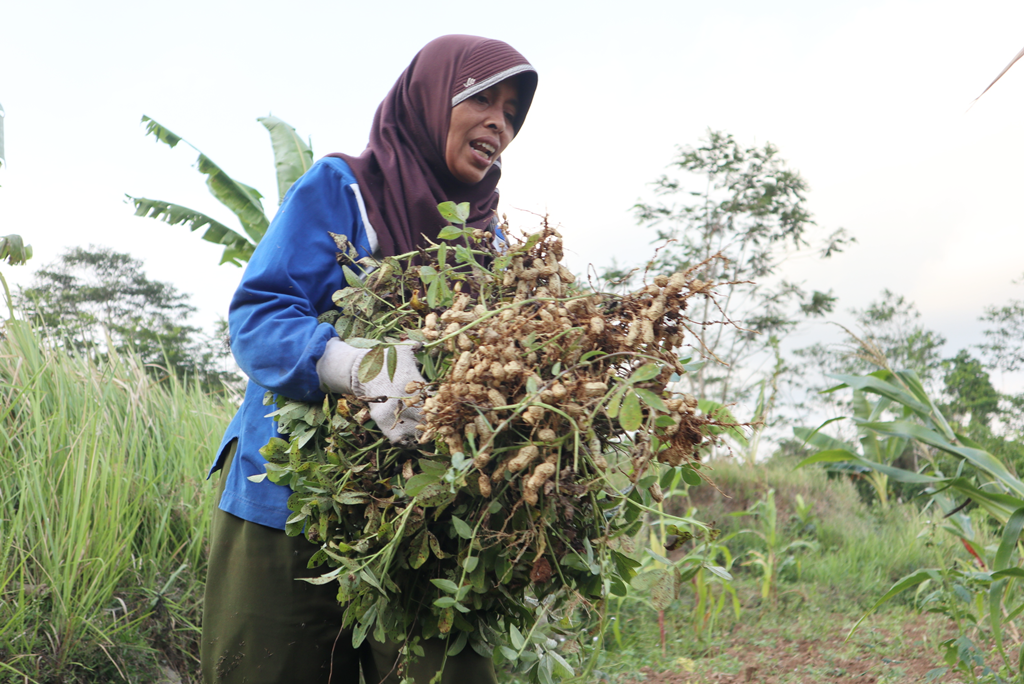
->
<box><xmin>474</xmin><ymin>94</ymin><xmax>490</xmax><ymax>105</ymax></box>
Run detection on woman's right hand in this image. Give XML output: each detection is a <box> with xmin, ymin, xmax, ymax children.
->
<box><xmin>317</xmin><ymin>339</ymin><xmax>424</xmax><ymax>447</ymax></box>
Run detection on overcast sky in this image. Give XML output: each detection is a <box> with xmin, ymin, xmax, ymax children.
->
<box><xmin>3</xmin><ymin>0</ymin><xmax>1024</xmax><ymax>391</ymax></box>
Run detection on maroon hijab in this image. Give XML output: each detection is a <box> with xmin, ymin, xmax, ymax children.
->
<box><xmin>329</xmin><ymin>35</ymin><xmax>537</xmax><ymax>257</ymax></box>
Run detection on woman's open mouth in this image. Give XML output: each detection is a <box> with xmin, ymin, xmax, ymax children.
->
<box><xmin>470</xmin><ymin>140</ymin><xmax>496</xmax><ymax>164</ymax></box>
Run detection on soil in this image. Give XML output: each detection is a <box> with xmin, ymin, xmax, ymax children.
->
<box><xmin>620</xmin><ymin>613</ymin><xmax>975</xmax><ymax>684</ymax></box>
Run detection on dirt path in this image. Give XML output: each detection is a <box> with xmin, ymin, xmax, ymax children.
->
<box><xmin>621</xmin><ymin>613</ymin><xmax>973</xmax><ymax>684</ymax></box>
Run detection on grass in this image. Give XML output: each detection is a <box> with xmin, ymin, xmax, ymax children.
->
<box><xmin>0</xmin><ymin>320</ymin><xmax>234</xmax><ymax>683</ymax></box>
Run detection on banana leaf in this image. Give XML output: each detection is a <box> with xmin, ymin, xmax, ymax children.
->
<box><xmin>259</xmin><ymin>115</ymin><xmax>314</xmax><ymax>203</ymax></box>
<box><xmin>140</xmin><ymin>115</ymin><xmax>270</xmax><ymax>245</ymax></box>
<box><xmin>126</xmin><ymin>196</ymin><xmax>254</xmax><ymax>266</ymax></box>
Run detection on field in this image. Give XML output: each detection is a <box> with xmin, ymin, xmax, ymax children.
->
<box><xmin>0</xmin><ymin>320</ymin><xmax>1006</xmax><ymax>683</ymax></box>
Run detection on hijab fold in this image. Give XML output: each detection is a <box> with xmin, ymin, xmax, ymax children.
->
<box><xmin>328</xmin><ymin>35</ymin><xmax>537</xmax><ymax>257</ymax></box>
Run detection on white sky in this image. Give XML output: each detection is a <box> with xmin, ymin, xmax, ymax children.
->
<box><xmin>3</xmin><ymin>0</ymin><xmax>1024</xmax><ymax>391</ymax></box>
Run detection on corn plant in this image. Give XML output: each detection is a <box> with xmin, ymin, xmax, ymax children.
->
<box><xmin>799</xmin><ymin>368</ymin><xmax>1024</xmax><ymax>682</ymax></box>
<box><xmin>733</xmin><ymin>489</ymin><xmax>817</xmax><ymax>603</ymax></box>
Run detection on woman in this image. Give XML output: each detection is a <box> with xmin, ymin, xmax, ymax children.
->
<box><xmin>200</xmin><ymin>35</ymin><xmax>538</xmax><ymax>684</ymax></box>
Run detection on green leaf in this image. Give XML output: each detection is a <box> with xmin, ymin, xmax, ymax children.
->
<box><xmin>409</xmin><ymin>530</ymin><xmax>430</xmax><ymax>569</ymax></box>
<box><xmin>682</xmin><ymin>358</ymin><xmax>705</xmax><ymax>372</ymax></box>
<box><xmin>386</xmin><ymin>346</ymin><xmax>398</xmax><ymax>382</ymax></box>
<box><xmin>451</xmin><ymin>516</ymin><xmax>474</xmax><ymax>540</ymax></box>
<box><xmin>634</xmin><ymin>388</ymin><xmax>668</xmax><ymax>412</ymax></box>
<box><xmin>455</xmin><ymin>202</ymin><xmax>470</xmax><ymax>222</ymax></box>
<box><xmin>619</xmin><ymin>390</ymin><xmax>643</xmax><ymax>431</ymax></box>
<box><xmin>463</xmin><ymin>556</ymin><xmax>479</xmax><ymax>572</ymax></box>
<box><xmin>996</xmin><ymin>507</ymin><xmax>1024</xmax><ymax>571</ymax></box>
<box><xmin>509</xmin><ymin>624</ymin><xmax>525</xmax><ymax>650</ymax></box>
<box><xmin>358</xmin><ymin>346</ymin><xmax>386</xmax><ymax>383</ymax></box>
<box><xmin>629</xmin><ymin>364</ymin><xmax>661</xmax><ymax>383</ymax></box>
<box><xmin>426</xmin><ymin>278</ymin><xmax>440</xmax><ymax>309</ymax></box>
<box><xmin>431</xmin><ymin>578</ymin><xmax>459</xmax><ymax>594</ymax></box>
<box><xmin>437</xmin><ymin>225</ymin><xmax>465</xmax><ymax>240</ymax></box>
<box><xmin>433</xmin><ymin>597</ymin><xmax>457</xmax><ymax>608</ymax></box>
<box><xmin>258</xmin><ymin>437</ymin><xmax>290</xmax><ymax>458</ymax></box>
<box><xmin>342</xmin><ymin>265</ymin><xmax>364</xmax><ymax>289</ymax></box>
<box><xmin>437</xmin><ymin>201</ymin><xmax>464</xmax><ymax>225</ymax></box>
<box><xmin>127</xmin><ymin>196</ymin><xmax>252</xmax><ymax>266</ymax></box>
<box><xmin>404</xmin><ymin>473</ymin><xmax>439</xmax><ymax>496</ymax></box>
<box><xmin>258</xmin><ymin>115</ymin><xmax>313</xmax><ymax>204</ymax></box>
<box><xmin>538</xmin><ymin>655</ymin><xmax>555</xmax><ymax>684</ymax></box>
<box><xmin>345</xmin><ymin>337</ymin><xmax>381</xmax><ymax>349</ymax></box>
<box><xmin>606</xmin><ymin>386</ymin><xmax>626</xmax><ymax>419</ymax></box>
<box><xmin>548</xmin><ymin>651</ymin><xmax>575</xmax><ymax>678</ymax></box>
<box><xmin>680</xmin><ymin>466</ymin><xmax>702</xmax><ymax>487</ymax></box>
<box><xmin>447</xmin><ymin>630</ymin><xmax>469</xmax><ymax>657</ymax></box>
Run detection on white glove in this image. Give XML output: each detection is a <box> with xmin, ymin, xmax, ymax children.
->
<box><xmin>316</xmin><ymin>338</ymin><xmax>425</xmax><ymax>447</ymax></box>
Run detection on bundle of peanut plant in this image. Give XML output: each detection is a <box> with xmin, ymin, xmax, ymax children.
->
<box><xmin>257</xmin><ymin>202</ymin><xmax>740</xmax><ymax>683</ymax></box>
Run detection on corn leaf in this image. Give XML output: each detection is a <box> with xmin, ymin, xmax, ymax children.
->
<box><xmin>126</xmin><ymin>196</ymin><xmax>253</xmax><ymax>266</ymax></box>
<box><xmin>849</xmin><ymin>569</ymin><xmax>942</xmax><ymax>638</ymax></box>
<box><xmin>856</xmin><ymin>420</ymin><xmax>1024</xmax><ymax>497</ymax></box>
<box><xmin>258</xmin><ymin>115</ymin><xmax>313</xmax><ymax>204</ymax></box>
<box><xmin>995</xmin><ymin>508</ymin><xmax>1024</xmax><ymax>571</ymax></box>
<box><xmin>828</xmin><ymin>373</ymin><xmax>932</xmax><ymax>421</ymax></box>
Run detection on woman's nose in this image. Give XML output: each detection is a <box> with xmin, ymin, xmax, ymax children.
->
<box><xmin>485</xmin><ymin>106</ymin><xmax>507</xmax><ymax>134</ymax></box>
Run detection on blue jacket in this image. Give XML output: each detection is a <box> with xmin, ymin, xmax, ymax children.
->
<box><xmin>210</xmin><ymin>157</ymin><xmax>378</xmax><ymax>529</ymax></box>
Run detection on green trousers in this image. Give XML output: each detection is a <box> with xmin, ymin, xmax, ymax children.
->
<box><xmin>201</xmin><ymin>443</ymin><xmax>497</xmax><ymax>684</ymax></box>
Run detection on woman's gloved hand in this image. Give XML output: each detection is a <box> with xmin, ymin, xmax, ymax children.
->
<box><xmin>316</xmin><ymin>338</ymin><xmax>425</xmax><ymax>447</ymax></box>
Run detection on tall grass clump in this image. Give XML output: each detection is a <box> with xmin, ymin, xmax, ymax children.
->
<box><xmin>0</xmin><ymin>320</ymin><xmax>234</xmax><ymax>683</ymax></box>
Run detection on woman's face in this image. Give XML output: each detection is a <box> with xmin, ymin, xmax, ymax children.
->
<box><xmin>445</xmin><ymin>78</ymin><xmax>520</xmax><ymax>185</ymax></box>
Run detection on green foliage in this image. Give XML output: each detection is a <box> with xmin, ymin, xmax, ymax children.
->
<box><xmin>14</xmin><ymin>245</ymin><xmax>233</xmax><ymax>389</ymax></box>
<box><xmin>980</xmin><ymin>293</ymin><xmax>1024</xmax><ymax>374</ymax></box>
<box><xmin>0</xmin><ymin>318</ymin><xmax>234</xmax><ymax>682</ymax></box>
<box><xmin>129</xmin><ymin>114</ymin><xmax>313</xmax><ymax>266</ymax></box>
<box><xmin>943</xmin><ymin>349</ymin><xmax>1001</xmax><ymax>428</ymax></box>
<box><xmin>799</xmin><ymin>366</ymin><xmax>1024</xmax><ymax>681</ymax></box>
<box><xmin>627</xmin><ymin>130</ymin><xmax>850</xmax><ymax>411</ymax></box>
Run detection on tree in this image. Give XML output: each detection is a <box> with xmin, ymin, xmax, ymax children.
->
<box><xmin>794</xmin><ymin>290</ymin><xmax>947</xmax><ymax>387</ymax></box>
<box><xmin>979</xmin><ymin>295</ymin><xmax>1024</xmax><ymax>374</ymax></box>
<box><xmin>619</xmin><ymin>131</ymin><xmax>851</xmax><ymax>459</ymax></box>
<box><xmin>128</xmin><ymin>115</ymin><xmax>313</xmax><ymax>266</ymax></box>
<box><xmin>942</xmin><ymin>350</ymin><xmax>1001</xmax><ymax>429</ymax></box>
<box><xmin>15</xmin><ymin>246</ymin><xmax>231</xmax><ymax>388</ymax></box>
